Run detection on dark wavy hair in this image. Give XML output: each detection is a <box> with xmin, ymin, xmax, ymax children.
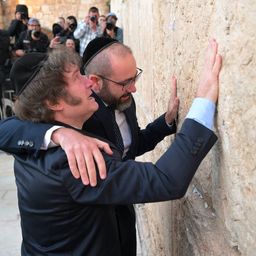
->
<box><xmin>14</xmin><ymin>47</ymin><xmax>81</xmax><ymax>122</ymax></box>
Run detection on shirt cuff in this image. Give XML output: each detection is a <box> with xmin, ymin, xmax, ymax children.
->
<box><xmin>165</xmin><ymin>119</ymin><xmax>175</xmax><ymax>128</ymax></box>
<box><xmin>41</xmin><ymin>125</ymin><xmax>62</xmax><ymax>149</ymax></box>
<box><xmin>186</xmin><ymin>98</ymin><xmax>216</xmax><ymax>130</ymax></box>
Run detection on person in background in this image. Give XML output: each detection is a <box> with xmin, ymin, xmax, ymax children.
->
<box><xmin>4</xmin><ymin>38</ymin><xmax>221</xmax><ymax>255</ymax></box>
<box><xmin>74</xmin><ymin>6</ymin><xmax>102</xmax><ymax>56</ymax></box>
<box><xmin>0</xmin><ymin>29</ymin><xmax>10</xmax><ymax>68</ymax></box>
<box><xmin>13</xmin><ymin>18</ymin><xmax>49</xmax><ymax>57</ymax></box>
<box><xmin>65</xmin><ymin>38</ymin><xmax>76</xmax><ymax>50</ymax></box>
<box><xmin>7</xmin><ymin>4</ymin><xmax>29</xmax><ymax>44</ymax></box>
<box><xmin>52</xmin><ymin>17</ymin><xmax>66</xmax><ymax>37</ymax></box>
<box><xmin>103</xmin><ymin>12</ymin><xmax>123</xmax><ymax>43</ymax></box>
<box><xmin>57</xmin><ymin>17</ymin><xmax>65</xmax><ymax>29</ymax></box>
<box><xmin>0</xmin><ymin>29</ymin><xmax>11</xmax><ymax>110</ymax></box>
<box><xmin>52</xmin><ymin>18</ymin><xmax>64</xmax><ymax>38</ymax></box>
<box><xmin>56</xmin><ymin>16</ymin><xmax>80</xmax><ymax>53</ymax></box>
<box><xmin>98</xmin><ymin>14</ymin><xmax>107</xmax><ymax>33</ymax></box>
<box><xmin>60</xmin><ymin>16</ymin><xmax>78</xmax><ymax>39</ymax></box>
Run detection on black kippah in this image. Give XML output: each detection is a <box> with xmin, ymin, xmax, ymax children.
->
<box><xmin>15</xmin><ymin>4</ymin><xmax>29</xmax><ymax>18</ymax></box>
<box><xmin>10</xmin><ymin>52</ymin><xmax>48</xmax><ymax>95</ymax></box>
<box><xmin>82</xmin><ymin>37</ymin><xmax>118</xmax><ymax>68</ymax></box>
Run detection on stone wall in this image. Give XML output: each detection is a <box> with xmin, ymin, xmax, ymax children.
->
<box><xmin>0</xmin><ymin>0</ymin><xmax>17</xmax><ymax>28</ymax></box>
<box><xmin>112</xmin><ymin>0</ymin><xmax>256</xmax><ymax>255</ymax></box>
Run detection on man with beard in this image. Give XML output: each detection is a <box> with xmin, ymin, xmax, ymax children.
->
<box><xmin>81</xmin><ymin>38</ymin><xmax>178</xmax><ymax>160</ymax></box>
<box><xmin>81</xmin><ymin>39</ymin><xmax>179</xmax><ymax>255</ymax></box>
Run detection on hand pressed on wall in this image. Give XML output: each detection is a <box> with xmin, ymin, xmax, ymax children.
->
<box><xmin>165</xmin><ymin>75</ymin><xmax>180</xmax><ymax>125</ymax></box>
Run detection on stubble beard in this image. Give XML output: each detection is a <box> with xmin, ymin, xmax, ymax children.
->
<box><xmin>98</xmin><ymin>84</ymin><xmax>132</xmax><ymax>111</ymax></box>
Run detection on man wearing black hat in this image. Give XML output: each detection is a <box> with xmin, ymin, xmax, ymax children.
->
<box><xmin>2</xmin><ymin>40</ymin><xmax>221</xmax><ymax>255</ymax></box>
<box><xmin>7</xmin><ymin>4</ymin><xmax>29</xmax><ymax>44</ymax></box>
<box><xmin>80</xmin><ymin>37</ymin><xmax>180</xmax><ymax>255</ymax></box>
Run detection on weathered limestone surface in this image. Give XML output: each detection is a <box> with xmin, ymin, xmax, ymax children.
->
<box><xmin>112</xmin><ymin>0</ymin><xmax>256</xmax><ymax>255</ymax></box>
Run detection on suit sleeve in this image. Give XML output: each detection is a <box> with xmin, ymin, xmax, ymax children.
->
<box><xmin>0</xmin><ymin>117</ymin><xmax>53</xmax><ymax>155</ymax></box>
<box><xmin>61</xmin><ymin>119</ymin><xmax>217</xmax><ymax>205</ymax></box>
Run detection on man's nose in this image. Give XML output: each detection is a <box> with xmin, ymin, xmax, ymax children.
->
<box><xmin>126</xmin><ymin>82</ymin><xmax>137</xmax><ymax>93</ymax></box>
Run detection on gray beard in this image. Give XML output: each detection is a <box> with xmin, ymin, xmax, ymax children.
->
<box><xmin>116</xmin><ymin>97</ymin><xmax>132</xmax><ymax>111</ymax></box>
<box><xmin>96</xmin><ymin>84</ymin><xmax>133</xmax><ymax>111</ymax></box>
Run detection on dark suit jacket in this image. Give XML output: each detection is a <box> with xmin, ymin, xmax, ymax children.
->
<box><xmin>83</xmin><ymin>94</ymin><xmax>177</xmax><ymax>255</ymax></box>
<box><xmin>7</xmin><ymin>19</ymin><xmax>27</xmax><ymax>43</ymax></box>
<box><xmin>11</xmin><ymin>119</ymin><xmax>217</xmax><ymax>255</ymax></box>
<box><xmin>83</xmin><ymin>93</ymin><xmax>177</xmax><ymax>160</ymax></box>
<box><xmin>0</xmin><ymin>94</ymin><xmax>176</xmax><ymax>256</ymax></box>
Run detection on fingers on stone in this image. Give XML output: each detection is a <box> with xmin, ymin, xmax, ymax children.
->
<box><xmin>212</xmin><ymin>54</ymin><xmax>222</xmax><ymax>77</ymax></box>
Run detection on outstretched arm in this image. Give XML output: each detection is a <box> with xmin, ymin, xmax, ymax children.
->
<box><xmin>0</xmin><ymin>117</ymin><xmax>51</xmax><ymax>154</ymax></box>
<box><xmin>0</xmin><ymin>117</ymin><xmax>112</xmax><ymax>186</ymax></box>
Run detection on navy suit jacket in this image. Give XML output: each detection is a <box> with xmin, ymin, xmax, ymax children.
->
<box><xmin>0</xmin><ymin>94</ymin><xmax>176</xmax><ymax>256</ymax></box>
<box><xmin>11</xmin><ymin>119</ymin><xmax>217</xmax><ymax>255</ymax></box>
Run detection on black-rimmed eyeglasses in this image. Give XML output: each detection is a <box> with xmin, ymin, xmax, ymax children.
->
<box><xmin>97</xmin><ymin>68</ymin><xmax>143</xmax><ymax>89</ymax></box>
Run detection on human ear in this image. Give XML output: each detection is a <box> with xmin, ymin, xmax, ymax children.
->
<box><xmin>45</xmin><ymin>100</ymin><xmax>63</xmax><ymax>111</ymax></box>
<box><xmin>89</xmin><ymin>75</ymin><xmax>103</xmax><ymax>92</ymax></box>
